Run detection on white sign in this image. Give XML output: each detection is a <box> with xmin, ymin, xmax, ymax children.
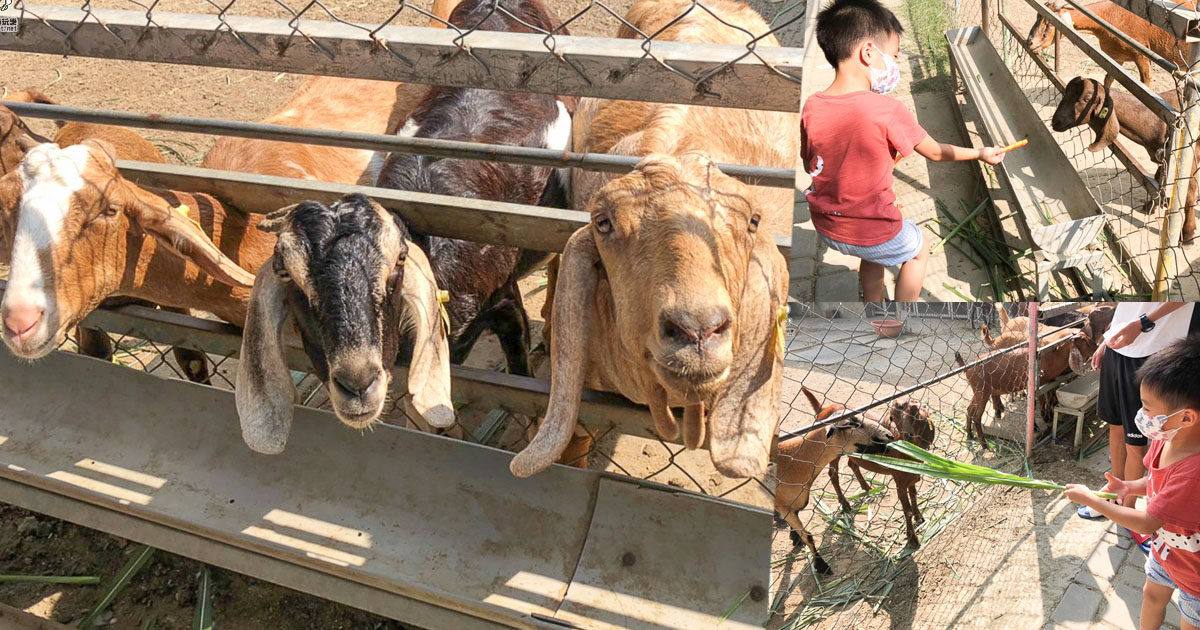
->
<box><xmin>0</xmin><ymin>0</ymin><xmax>17</xmax><ymax>34</ymax></box>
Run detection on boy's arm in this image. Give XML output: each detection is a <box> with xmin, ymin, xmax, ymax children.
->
<box><xmin>1065</xmin><ymin>485</ymin><xmax>1164</xmax><ymax>535</ymax></box>
<box><xmin>913</xmin><ymin>135</ymin><xmax>1006</xmax><ymax>164</ymax></box>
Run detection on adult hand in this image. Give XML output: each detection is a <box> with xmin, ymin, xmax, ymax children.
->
<box><xmin>1107</xmin><ymin>319</ymin><xmax>1143</xmax><ymax>350</ymax></box>
<box><xmin>1091</xmin><ymin>341</ymin><xmax>1107</xmax><ymax>371</ymax></box>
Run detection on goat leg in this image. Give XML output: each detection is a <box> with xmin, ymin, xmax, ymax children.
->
<box><xmin>895</xmin><ymin>475</ymin><xmax>921</xmax><ymax>549</ymax></box>
<box><xmin>489</xmin><ymin>281</ymin><xmax>533</xmax><ymax>377</ymax></box>
<box><xmin>1183</xmin><ymin>169</ymin><xmax>1198</xmax><ymax>245</ymax></box>
<box><xmin>827</xmin><ymin>459</ymin><xmax>854</xmax><ymax>513</ymax></box>
<box><xmin>782</xmin><ymin>509</ymin><xmax>831</xmax><ymax>575</ymax></box>
<box><xmin>75</xmin><ymin>326</ymin><xmax>114</xmax><ymax>361</ymax></box>
<box><xmin>847</xmin><ymin>458</ymin><xmax>872</xmax><ymax>492</ymax></box>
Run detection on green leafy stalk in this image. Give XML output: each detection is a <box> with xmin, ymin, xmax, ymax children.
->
<box><xmin>0</xmin><ymin>574</ymin><xmax>100</xmax><ymax>585</ymax></box>
<box><xmin>848</xmin><ymin>441</ymin><xmax>1118</xmax><ymax>500</ymax></box>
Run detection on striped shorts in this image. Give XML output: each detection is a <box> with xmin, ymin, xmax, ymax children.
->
<box><xmin>819</xmin><ymin>220</ymin><xmax>925</xmax><ymax>267</ymax></box>
<box><xmin>1146</xmin><ymin>549</ymin><xmax>1200</xmax><ymax>626</ymax></box>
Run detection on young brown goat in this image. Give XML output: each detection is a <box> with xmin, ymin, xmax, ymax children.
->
<box><xmin>774</xmin><ymin>412</ymin><xmax>894</xmax><ymax>574</ymax></box>
<box><xmin>955</xmin><ymin>322</ymin><xmax>1099</xmax><ymax>447</ymax></box>
<box><xmin>1026</xmin><ymin>0</ymin><xmax>1190</xmax><ymax>88</ymax></box>
<box><xmin>1050</xmin><ymin>76</ymin><xmax>1198</xmax><ymax>243</ymax></box>
<box><xmin>798</xmin><ymin>387</ymin><xmax>933</xmax><ymax>550</ymax></box>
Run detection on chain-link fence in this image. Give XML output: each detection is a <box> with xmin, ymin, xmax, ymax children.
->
<box><xmin>769</xmin><ymin>302</ymin><xmax>1044</xmax><ymax>628</ymax></box>
<box><xmin>945</xmin><ymin>0</ymin><xmax>1200</xmax><ymax>300</ymax></box>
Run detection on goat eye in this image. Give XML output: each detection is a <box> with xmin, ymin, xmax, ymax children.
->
<box><xmin>593</xmin><ymin>215</ymin><xmax>612</xmax><ymax>234</ymax></box>
<box><xmin>749</xmin><ymin>214</ymin><xmax>762</xmax><ymax>233</ymax></box>
<box><xmin>103</xmin><ymin>205</ymin><xmax>119</xmax><ymax>217</ymax></box>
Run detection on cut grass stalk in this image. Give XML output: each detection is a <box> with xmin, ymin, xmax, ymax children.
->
<box><xmin>77</xmin><ymin>544</ymin><xmax>156</xmax><ymax>629</ymax></box>
<box><xmin>192</xmin><ymin>566</ymin><xmax>214</xmax><ymax>630</ymax></box>
<box><xmin>848</xmin><ymin>441</ymin><xmax>1118</xmax><ymax>499</ymax></box>
<box><xmin>0</xmin><ymin>574</ymin><xmax>100</xmax><ymax>585</ymax></box>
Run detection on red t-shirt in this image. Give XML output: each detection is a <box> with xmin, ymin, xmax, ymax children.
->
<box><xmin>800</xmin><ymin>91</ymin><xmax>929</xmax><ymax>246</ymax></box>
<box><xmin>1144</xmin><ymin>439</ymin><xmax>1200</xmax><ymax>597</ymax></box>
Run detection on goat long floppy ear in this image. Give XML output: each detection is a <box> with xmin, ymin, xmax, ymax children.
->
<box><xmin>396</xmin><ymin>243</ymin><xmax>456</xmax><ymax>429</ymax></box>
<box><xmin>0</xmin><ymin>171</ymin><xmax>22</xmax><ymax>265</ymax></box>
<box><xmin>510</xmin><ymin>227</ymin><xmax>599</xmax><ymax>478</ymax></box>
<box><xmin>235</xmin><ymin>257</ymin><xmax>296</xmax><ymax>455</ymax></box>
<box><xmin>1088</xmin><ymin>91</ymin><xmax>1119</xmax><ymax>153</ymax></box>
<box><xmin>122</xmin><ymin>183</ymin><xmax>257</xmax><ymax>289</ymax></box>
<box><xmin>707</xmin><ymin>246</ymin><xmax>787</xmax><ymax>479</ymax></box>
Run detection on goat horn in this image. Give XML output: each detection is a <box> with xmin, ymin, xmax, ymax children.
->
<box><xmin>258</xmin><ymin>203</ymin><xmax>300</xmax><ymax>234</ymax></box>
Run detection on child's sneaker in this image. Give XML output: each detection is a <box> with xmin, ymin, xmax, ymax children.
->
<box><xmin>1131</xmin><ymin>531</ymin><xmax>1153</xmax><ymax>554</ymax></box>
<box><xmin>1077</xmin><ymin>502</ymin><xmax>1110</xmax><ymax>520</ymax></box>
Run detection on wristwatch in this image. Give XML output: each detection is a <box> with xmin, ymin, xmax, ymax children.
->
<box><xmin>1139</xmin><ymin>313</ymin><xmax>1156</xmax><ymax>333</ymax></box>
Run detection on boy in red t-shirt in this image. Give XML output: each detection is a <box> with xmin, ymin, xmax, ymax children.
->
<box><xmin>1066</xmin><ymin>335</ymin><xmax>1200</xmax><ymax>630</ymax></box>
<box><xmin>801</xmin><ymin>0</ymin><xmax>1006</xmax><ymax>302</ymax></box>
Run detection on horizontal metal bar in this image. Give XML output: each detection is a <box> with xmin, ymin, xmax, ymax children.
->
<box><xmin>1000</xmin><ymin>13</ymin><xmax>1161</xmax><ymax>196</ymax></box>
<box><xmin>1105</xmin><ymin>0</ymin><xmax>1200</xmax><ymax>41</ymax></box>
<box><xmin>1</xmin><ymin>100</ymin><xmax>797</xmax><ymax>189</ymax></box>
<box><xmin>112</xmin><ymin>160</ymin><xmax>792</xmax><ymax>256</ymax></box>
<box><xmin>2</xmin><ymin>4</ymin><xmax>804</xmax><ymax>111</ymax></box>
<box><xmin>60</xmin><ymin>292</ymin><xmax>673</xmax><ymax>445</ymax></box>
<box><xmin>1026</xmin><ymin>0</ymin><xmax>1178</xmax><ymax>121</ymax></box>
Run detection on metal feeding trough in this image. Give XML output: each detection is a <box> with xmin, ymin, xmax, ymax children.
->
<box><xmin>946</xmin><ymin>26</ymin><xmax>1109</xmax><ymax>299</ymax></box>
<box><xmin>0</xmin><ymin>350</ymin><xmax>770</xmax><ymax>629</ymax></box>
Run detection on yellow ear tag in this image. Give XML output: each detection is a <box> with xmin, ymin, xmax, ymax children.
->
<box><xmin>172</xmin><ymin>203</ymin><xmax>202</xmax><ymax>231</ymax></box>
<box><xmin>437</xmin><ymin>290</ymin><xmax>451</xmax><ymax>334</ymax></box>
<box><xmin>774</xmin><ymin>304</ymin><xmax>789</xmax><ymax>360</ymax></box>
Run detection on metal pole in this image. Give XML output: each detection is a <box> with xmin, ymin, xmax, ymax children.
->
<box><xmin>0</xmin><ymin>101</ymin><xmax>799</xmax><ymax>189</ymax></box>
<box><xmin>982</xmin><ymin>0</ymin><xmax>991</xmax><ymax>38</ymax></box>
<box><xmin>1026</xmin><ymin>302</ymin><xmax>1039</xmax><ymax>459</ymax></box>
<box><xmin>1152</xmin><ymin>40</ymin><xmax>1200</xmax><ymax>299</ymax></box>
<box><xmin>1054</xmin><ymin>30</ymin><xmax>1061</xmax><ymax>75</ymax></box>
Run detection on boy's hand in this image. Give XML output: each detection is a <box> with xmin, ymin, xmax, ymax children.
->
<box><xmin>1064</xmin><ymin>484</ymin><xmax>1101</xmax><ymax>508</ymax></box>
<box><xmin>980</xmin><ymin>147</ymin><xmax>1006</xmax><ymax>165</ymax></box>
<box><xmin>1103</xmin><ymin>473</ymin><xmax>1130</xmax><ymax>505</ymax></box>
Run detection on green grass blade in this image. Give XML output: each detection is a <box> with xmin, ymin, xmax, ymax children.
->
<box><xmin>77</xmin><ymin>544</ymin><xmax>156</xmax><ymax>629</ymax></box>
<box><xmin>717</xmin><ymin>589</ymin><xmax>750</xmax><ymax>625</ymax></box>
<box><xmin>192</xmin><ymin>566</ymin><xmax>214</xmax><ymax>630</ymax></box>
<box><xmin>0</xmin><ymin>574</ymin><xmax>100</xmax><ymax>585</ymax></box>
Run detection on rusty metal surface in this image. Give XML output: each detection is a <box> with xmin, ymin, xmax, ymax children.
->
<box><xmin>0</xmin><ymin>350</ymin><xmax>768</xmax><ymax>629</ymax></box>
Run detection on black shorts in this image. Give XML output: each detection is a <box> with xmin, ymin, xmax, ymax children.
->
<box><xmin>1098</xmin><ymin>347</ymin><xmax>1149</xmax><ymax>446</ymax></box>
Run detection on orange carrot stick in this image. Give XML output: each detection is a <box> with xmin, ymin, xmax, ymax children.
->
<box><xmin>1000</xmin><ymin>138</ymin><xmax>1029</xmax><ymax>153</ymax></box>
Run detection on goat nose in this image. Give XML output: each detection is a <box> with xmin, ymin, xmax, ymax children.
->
<box><xmin>331</xmin><ymin>367</ymin><xmax>384</xmax><ymax>400</ymax></box>
<box><xmin>2</xmin><ymin>303</ymin><xmax>44</xmax><ymax>341</ymax></box>
<box><xmin>660</xmin><ymin>307</ymin><xmax>733</xmax><ymax>346</ymax></box>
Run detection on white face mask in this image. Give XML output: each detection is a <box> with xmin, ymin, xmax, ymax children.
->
<box><xmin>869</xmin><ymin>49</ymin><xmax>901</xmax><ymax>95</ymax></box>
<box><xmin>1134</xmin><ymin>407</ymin><xmax>1187</xmax><ymax>441</ymax></box>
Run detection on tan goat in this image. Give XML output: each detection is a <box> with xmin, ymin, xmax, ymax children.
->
<box><xmin>512</xmin><ymin>0</ymin><xmax>796</xmax><ymax>480</ymax></box>
<box><xmin>1026</xmin><ymin>0</ymin><xmax>1191</xmax><ymax>88</ymax></box>
<box><xmin>799</xmin><ymin>387</ymin><xmax>935</xmax><ymax>550</ymax></box>
<box><xmin>774</xmin><ymin>414</ymin><xmax>894</xmax><ymax>574</ymax></box>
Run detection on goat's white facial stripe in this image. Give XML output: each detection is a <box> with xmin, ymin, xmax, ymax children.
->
<box><xmin>396</xmin><ymin>119</ymin><xmax>422</xmax><ymax>139</ymax></box>
<box><xmin>5</xmin><ymin>143</ymin><xmax>91</xmax><ymax>312</ymax></box>
<box><xmin>543</xmin><ymin>101</ymin><xmax>572</xmax><ymax>152</ymax></box>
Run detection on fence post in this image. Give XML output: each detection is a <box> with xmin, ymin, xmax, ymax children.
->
<box><xmin>981</xmin><ymin>0</ymin><xmax>991</xmax><ymax>38</ymax></box>
<box><xmin>1026</xmin><ymin>302</ymin><xmax>1038</xmax><ymax>459</ymax></box>
<box><xmin>1152</xmin><ymin>41</ymin><xmax>1200</xmax><ymax>299</ymax></box>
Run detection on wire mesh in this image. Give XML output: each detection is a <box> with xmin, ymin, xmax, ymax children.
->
<box><xmin>7</xmin><ymin>0</ymin><xmax>807</xmax><ymax>103</ymax></box>
<box><xmin>963</xmin><ymin>0</ymin><xmax>1200</xmax><ymax>299</ymax></box>
<box><xmin>768</xmin><ymin>302</ymin><xmax>1045</xmax><ymax>629</ymax></box>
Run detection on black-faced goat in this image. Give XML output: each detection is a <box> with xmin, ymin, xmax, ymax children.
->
<box><xmin>236</xmin><ymin>194</ymin><xmax>455</xmax><ymax>454</ymax></box>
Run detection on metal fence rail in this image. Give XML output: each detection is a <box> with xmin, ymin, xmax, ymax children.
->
<box><xmin>4</xmin><ymin>2</ymin><xmax>805</xmax><ymax>110</ymax></box>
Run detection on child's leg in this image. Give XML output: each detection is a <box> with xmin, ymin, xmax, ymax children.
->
<box><xmin>1141</xmin><ymin>579</ymin><xmax>1174</xmax><ymax>630</ymax></box>
<box><xmin>860</xmin><ymin>261</ymin><xmax>886</xmax><ymax>302</ymax></box>
<box><xmin>894</xmin><ymin>232</ymin><xmax>930</xmax><ymax>302</ymax></box>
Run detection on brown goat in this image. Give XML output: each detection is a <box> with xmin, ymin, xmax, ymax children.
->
<box><xmin>1026</xmin><ymin>0</ymin><xmax>1190</xmax><ymax>88</ymax></box>
<box><xmin>799</xmin><ymin>388</ymin><xmax>932</xmax><ymax>550</ymax></box>
<box><xmin>512</xmin><ymin>0</ymin><xmax>794</xmax><ymax>480</ymax></box>
<box><xmin>774</xmin><ymin>412</ymin><xmax>894</xmax><ymax>574</ymax></box>
<box><xmin>955</xmin><ymin>321</ymin><xmax>1099</xmax><ymax>447</ymax></box>
<box><xmin>1050</xmin><ymin>76</ymin><xmax>1198</xmax><ymax>243</ymax></box>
